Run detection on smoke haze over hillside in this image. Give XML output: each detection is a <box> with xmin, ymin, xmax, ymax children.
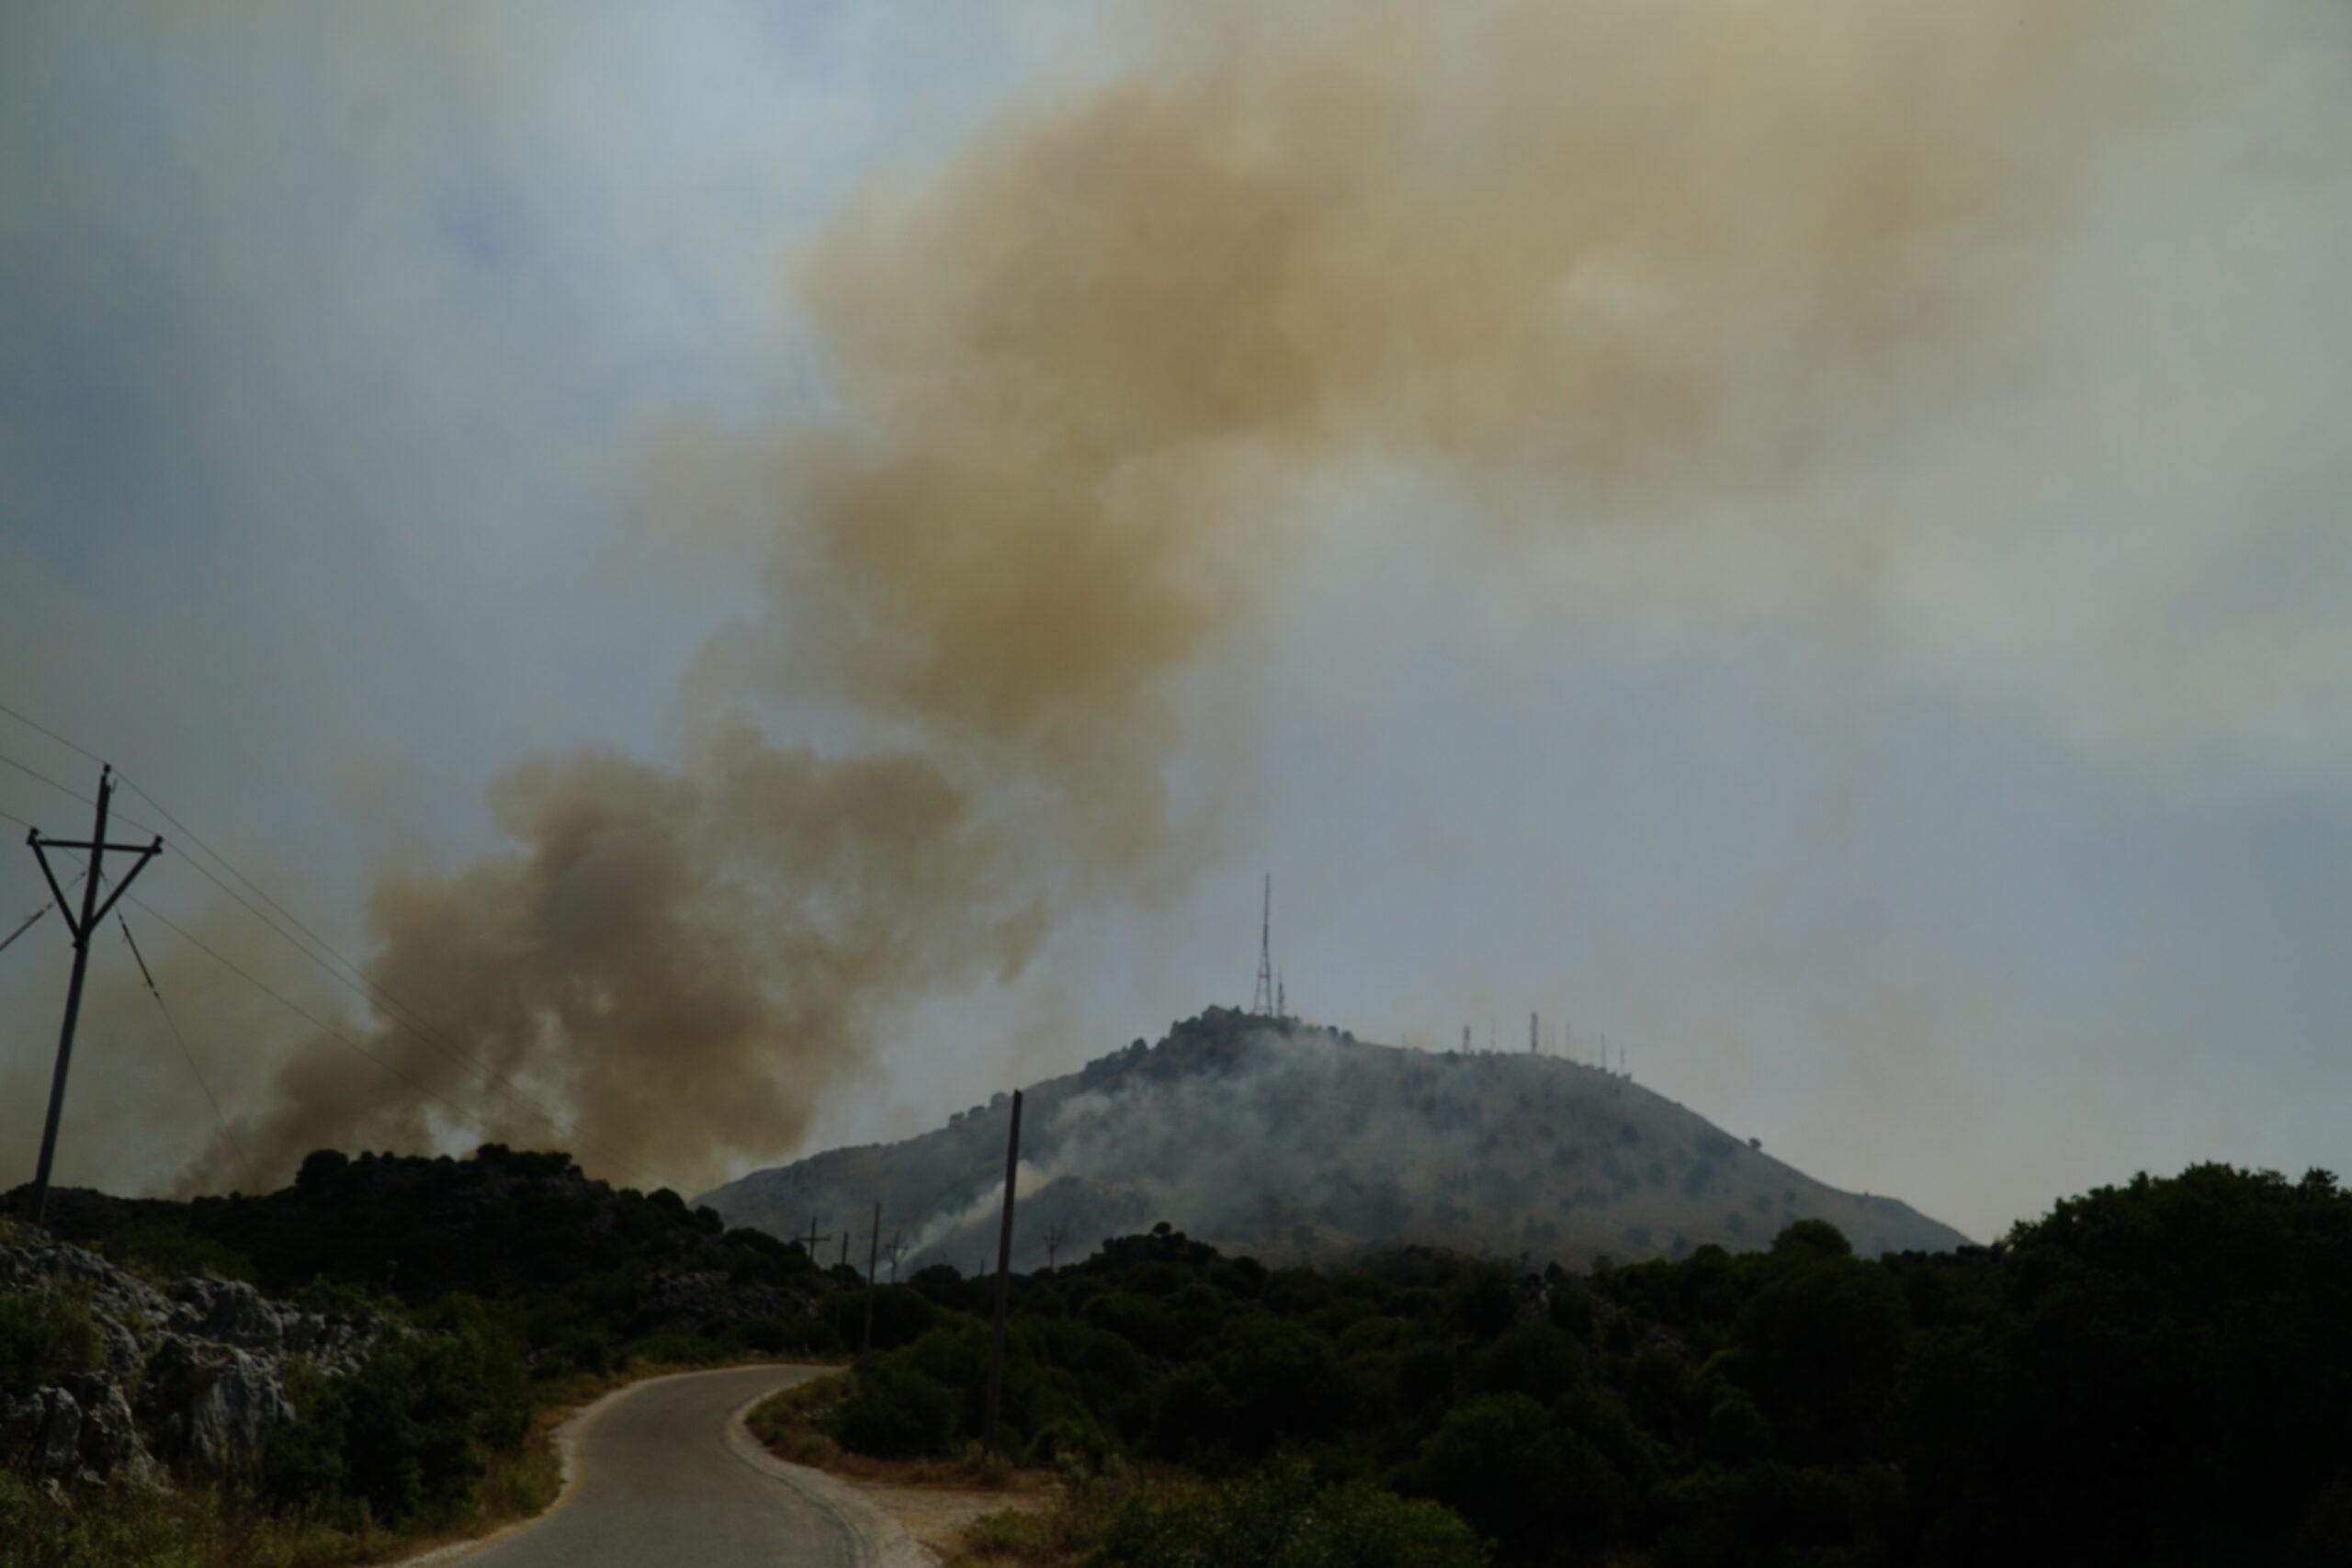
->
<box><xmin>700</xmin><ymin>1010</ymin><xmax>1971</xmax><ymax>1271</ymax></box>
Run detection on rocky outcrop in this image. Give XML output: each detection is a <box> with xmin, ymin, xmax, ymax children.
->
<box><xmin>642</xmin><ymin>1269</ymin><xmax>803</xmax><ymax>1329</ymax></box>
<box><xmin>0</xmin><ymin>1234</ymin><xmax>378</xmax><ymax>1490</ymax></box>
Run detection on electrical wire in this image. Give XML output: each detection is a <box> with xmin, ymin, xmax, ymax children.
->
<box><xmin>28</xmin><ymin>830</ymin><xmax>682</xmax><ymax>1196</ymax></box>
<box><xmin>0</xmin><ymin>750</ymin><xmax>92</xmax><ymax>807</ymax></box>
<box><xmin>119</xmin><ymin>912</ymin><xmax>258</xmax><ymax>1192</ymax></box>
<box><xmin>1</xmin><ymin>703</ymin><xmax>688</xmax><ymax>1194</ymax></box>
<box><xmin>0</xmin><ymin>904</ymin><xmax>49</xmax><ymax>958</ymax></box>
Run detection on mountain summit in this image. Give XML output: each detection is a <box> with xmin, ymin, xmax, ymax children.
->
<box><xmin>697</xmin><ymin>1008</ymin><xmax>1969</xmax><ymax>1270</ymax></box>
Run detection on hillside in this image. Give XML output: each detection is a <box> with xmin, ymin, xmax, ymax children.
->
<box><xmin>698</xmin><ymin>1008</ymin><xmax>1969</xmax><ymax>1270</ymax></box>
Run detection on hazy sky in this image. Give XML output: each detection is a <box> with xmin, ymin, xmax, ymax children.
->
<box><xmin>2</xmin><ymin>0</ymin><xmax>2346</xmax><ymax>1243</ymax></box>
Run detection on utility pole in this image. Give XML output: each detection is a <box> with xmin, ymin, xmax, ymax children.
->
<box><xmin>862</xmin><ymin>1201</ymin><xmax>880</xmax><ymax>1356</ymax></box>
<box><xmin>1044</xmin><ymin>1221</ymin><xmax>1068</xmax><ymax>1271</ymax></box>
<box><xmin>1530</xmin><ymin>1012</ymin><xmax>1539</xmax><ymax>1055</ymax></box>
<box><xmin>24</xmin><ymin>765</ymin><xmax>162</xmax><ymax>1229</ymax></box>
<box><xmin>798</xmin><ymin>1214</ymin><xmax>826</xmax><ymax>1262</ymax></box>
<box><xmin>983</xmin><ymin>1089</ymin><xmax>1023</xmax><ymax>1453</ymax></box>
<box><xmin>838</xmin><ymin>1231</ymin><xmax>849</xmax><ymax>1269</ymax></box>
<box><xmin>883</xmin><ymin>1233</ymin><xmax>907</xmax><ymax>1283</ymax></box>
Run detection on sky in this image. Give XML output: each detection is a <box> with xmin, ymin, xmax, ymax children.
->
<box><xmin>1</xmin><ymin>0</ymin><xmax>2346</xmax><ymax>1244</ymax></box>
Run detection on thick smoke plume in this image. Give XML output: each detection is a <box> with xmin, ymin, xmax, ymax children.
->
<box><xmin>184</xmin><ymin>728</ymin><xmax>1042</xmax><ymax>1194</ymax></box>
<box><xmin>192</xmin><ymin>0</ymin><xmax>2197</xmax><ymax>1193</ymax></box>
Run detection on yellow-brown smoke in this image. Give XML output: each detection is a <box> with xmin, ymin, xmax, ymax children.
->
<box><xmin>190</xmin><ymin>0</ymin><xmax>2190</xmax><ymax>1194</ymax></box>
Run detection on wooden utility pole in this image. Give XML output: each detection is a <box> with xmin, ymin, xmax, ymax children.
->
<box><xmin>798</xmin><ymin>1214</ymin><xmax>825</xmax><ymax>1262</ymax></box>
<box><xmin>24</xmin><ymin>765</ymin><xmax>162</xmax><ymax>1229</ymax></box>
<box><xmin>983</xmin><ymin>1089</ymin><xmax>1023</xmax><ymax>1452</ymax></box>
<box><xmin>861</xmin><ymin>1201</ymin><xmax>880</xmax><ymax>1356</ymax></box>
<box><xmin>883</xmin><ymin>1233</ymin><xmax>907</xmax><ymax>1283</ymax></box>
<box><xmin>1044</xmin><ymin>1221</ymin><xmax>1068</xmax><ymax>1271</ymax></box>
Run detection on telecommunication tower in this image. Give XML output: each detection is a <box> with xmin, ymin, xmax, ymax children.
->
<box><xmin>1250</xmin><ymin>874</ymin><xmax>1275</xmax><ymax>1016</ymax></box>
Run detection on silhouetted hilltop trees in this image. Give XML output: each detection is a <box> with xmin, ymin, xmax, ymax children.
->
<box><xmin>13</xmin><ymin>1144</ymin><xmax>844</xmax><ymax>1373</ymax></box>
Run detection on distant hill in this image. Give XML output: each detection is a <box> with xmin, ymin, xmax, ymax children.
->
<box><xmin>698</xmin><ymin>1008</ymin><xmax>1969</xmax><ymax>1270</ymax></box>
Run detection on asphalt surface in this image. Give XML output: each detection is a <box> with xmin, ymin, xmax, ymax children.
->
<box><xmin>460</xmin><ymin>1365</ymin><xmax>913</xmax><ymax>1568</ymax></box>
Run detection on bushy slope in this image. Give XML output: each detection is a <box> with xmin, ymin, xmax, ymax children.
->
<box><xmin>700</xmin><ymin>1009</ymin><xmax>1968</xmax><ymax>1271</ymax></box>
<box><xmin>820</xmin><ymin>1165</ymin><xmax>2352</xmax><ymax>1568</ymax></box>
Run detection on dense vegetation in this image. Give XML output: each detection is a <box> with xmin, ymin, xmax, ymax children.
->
<box><xmin>823</xmin><ymin>1164</ymin><xmax>2352</xmax><ymax>1567</ymax></box>
<box><xmin>14</xmin><ymin>1152</ymin><xmax>2351</xmax><ymax>1566</ymax></box>
<box><xmin>5</xmin><ymin>1145</ymin><xmax>852</xmax><ymax>1562</ymax></box>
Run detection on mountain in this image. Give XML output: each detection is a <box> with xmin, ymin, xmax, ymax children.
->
<box><xmin>697</xmin><ymin>1008</ymin><xmax>1971</xmax><ymax>1271</ymax></box>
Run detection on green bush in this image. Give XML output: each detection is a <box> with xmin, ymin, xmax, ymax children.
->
<box><xmin>0</xmin><ymin>1290</ymin><xmax>102</xmax><ymax>1392</ymax></box>
<box><xmin>96</xmin><ymin>1224</ymin><xmax>257</xmax><ymax>1285</ymax></box>
<box><xmin>1416</xmin><ymin>1392</ymin><xmax>1631</xmax><ymax>1562</ymax></box>
<box><xmin>1097</xmin><ymin>1462</ymin><xmax>1488</xmax><ymax>1568</ymax></box>
<box><xmin>831</xmin><ymin>1358</ymin><xmax>960</xmax><ymax>1458</ymax></box>
<box><xmin>263</xmin><ymin>1313</ymin><xmax>531</xmax><ymax>1529</ymax></box>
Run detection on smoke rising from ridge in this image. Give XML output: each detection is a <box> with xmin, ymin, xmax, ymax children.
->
<box><xmin>182</xmin><ymin>0</ymin><xmax>2221</xmax><ymax>1193</ymax></box>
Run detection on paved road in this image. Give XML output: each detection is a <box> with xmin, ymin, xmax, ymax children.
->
<box><xmin>458</xmin><ymin>1365</ymin><xmax>920</xmax><ymax>1568</ymax></box>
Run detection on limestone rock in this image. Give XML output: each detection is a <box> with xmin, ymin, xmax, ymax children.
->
<box><xmin>0</xmin><ymin>1234</ymin><xmax>380</xmax><ymax>1492</ymax></box>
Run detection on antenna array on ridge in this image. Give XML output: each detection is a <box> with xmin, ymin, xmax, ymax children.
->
<box><xmin>1250</xmin><ymin>874</ymin><xmax>1275</xmax><ymax>1016</ymax></box>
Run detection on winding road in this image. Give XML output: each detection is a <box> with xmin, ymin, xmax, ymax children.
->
<box><xmin>447</xmin><ymin>1365</ymin><xmax>928</xmax><ymax>1568</ymax></box>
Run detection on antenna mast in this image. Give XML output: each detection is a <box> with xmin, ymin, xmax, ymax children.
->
<box><xmin>1250</xmin><ymin>874</ymin><xmax>1275</xmax><ymax>1016</ymax></box>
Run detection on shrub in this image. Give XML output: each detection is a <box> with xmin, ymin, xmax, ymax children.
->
<box><xmin>0</xmin><ymin>1290</ymin><xmax>102</xmax><ymax>1392</ymax></box>
<box><xmin>1098</xmin><ymin>1462</ymin><xmax>1488</xmax><ymax>1568</ymax></box>
<box><xmin>831</xmin><ymin>1358</ymin><xmax>959</xmax><ymax>1458</ymax></box>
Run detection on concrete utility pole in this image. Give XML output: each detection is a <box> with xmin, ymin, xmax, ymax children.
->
<box><xmin>24</xmin><ymin>765</ymin><xmax>162</xmax><ymax>1229</ymax></box>
<box><xmin>983</xmin><ymin>1089</ymin><xmax>1023</xmax><ymax>1453</ymax></box>
<box><xmin>862</xmin><ymin>1201</ymin><xmax>880</xmax><ymax>1356</ymax></box>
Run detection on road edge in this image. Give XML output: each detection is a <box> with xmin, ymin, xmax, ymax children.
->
<box><xmin>722</xmin><ymin>1388</ymin><xmax>941</xmax><ymax>1568</ymax></box>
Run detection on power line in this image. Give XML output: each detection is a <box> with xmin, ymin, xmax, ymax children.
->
<box><xmin>0</xmin><ymin>705</ymin><xmax>685</xmax><ymax>1195</ymax></box>
<box><xmin>121</xmin><ymin>891</ymin><xmax>567</xmax><ymax>1167</ymax></box>
<box><xmin>118</xmin><ymin>913</ymin><xmax>256</xmax><ymax>1191</ymax></box>
<box><xmin>0</xmin><ymin>747</ymin><xmax>164</xmax><ymax>840</ymax></box>
<box><xmin>0</xmin><ymin>750</ymin><xmax>95</xmax><ymax>807</ymax></box>
<box><xmin>124</xmin><ymin>887</ymin><xmax>684</xmax><ymax>1194</ymax></box>
<box><xmin>0</xmin><ymin>700</ymin><xmax>103</xmax><ymax>766</ymax></box>
<box><xmin>145</xmin><ymin>840</ymin><xmax>682</xmax><ymax>1192</ymax></box>
<box><xmin>36</xmin><ymin>829</ymin><xmax>685</xmax><ymax>1200</ymax></box>
<box><xmin>0</xmin><ymin>904</ymin><xmax>50</xmax><ymax>959</ymax></box>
